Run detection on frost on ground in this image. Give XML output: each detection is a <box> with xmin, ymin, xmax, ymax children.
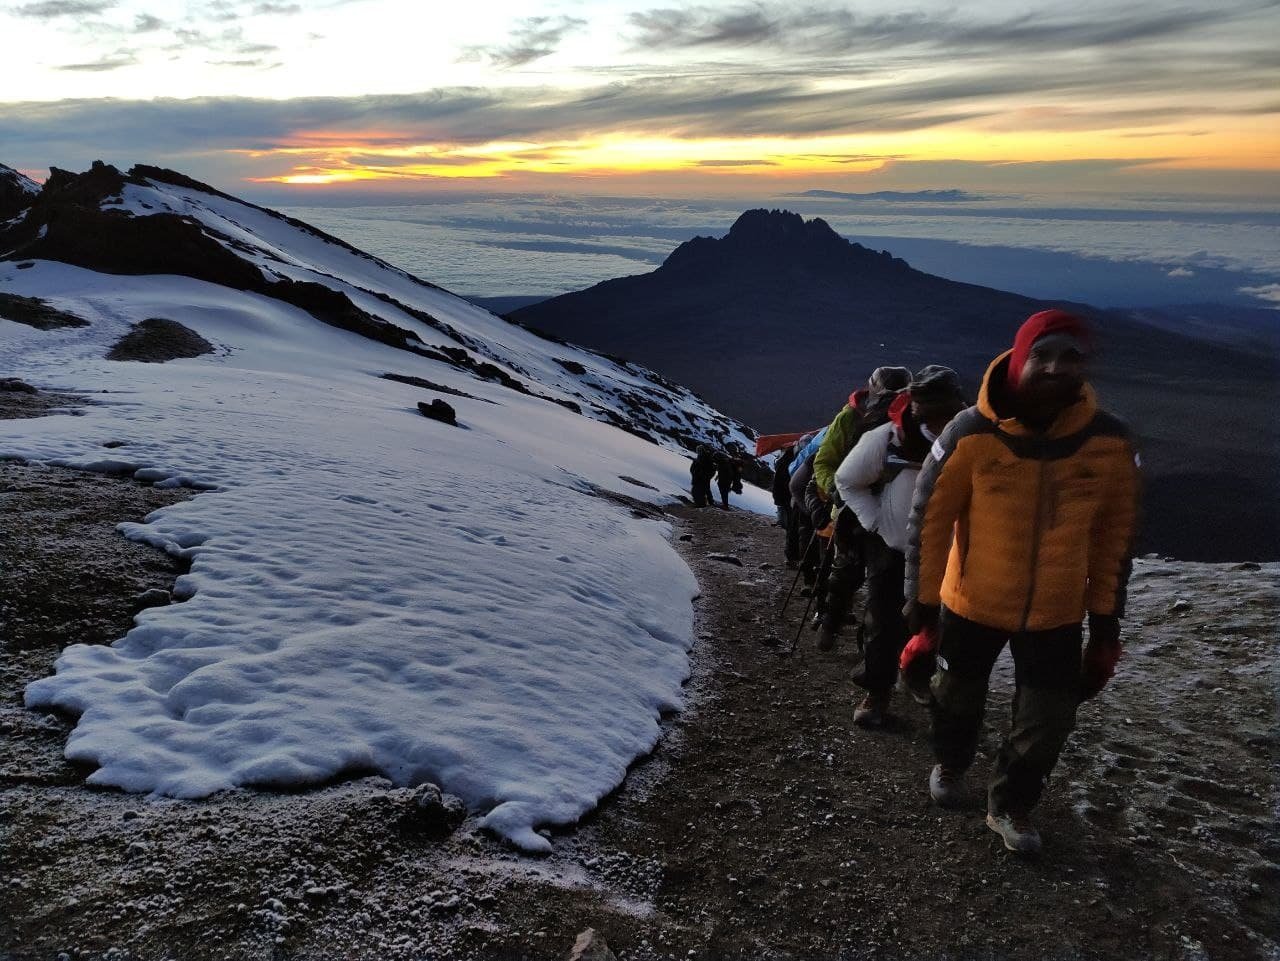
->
<box><xmin>0</xmin><ymin>171</ymin><xmax>773</xmax><ymax>851</ymax></box>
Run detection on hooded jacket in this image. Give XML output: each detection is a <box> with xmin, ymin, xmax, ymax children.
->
<box><xmin>834</xmin><ymin>393</ymin><xmax>926</xmax><ymax>554</ymax></box>
<box><xmin>905</xmin><ymin>351</ymin><xmax>1141</xmax><ymax>633</ymax></box>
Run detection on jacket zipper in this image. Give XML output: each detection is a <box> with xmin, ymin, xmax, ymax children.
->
<box><xmin>1020</xmin><ymin>447</ymin><xmax>1047</xmax><ymax>632</ymax></box>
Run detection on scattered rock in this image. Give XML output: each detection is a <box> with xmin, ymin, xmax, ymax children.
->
<box><xmin>678</xmin><ymin>533</ymin><xmax>694</xmax><ymax>542</ymax></box>
<box><xmin>567</xmin><ymin>928</ymin><xmax>617</xmax><ymax>961</ymax></box>
<box><xmin>107</xmin><ymin>318</ymin><xmax>215</xmax><ymax>363</ymax></box>
<box><xmin>417</xmin><ymin>399</ymin><xmax>458</xmax><ymax>426</ymax></box>
<box><xmin>0</xmin><ymin>292</ymin><xmax>90</xmax><ymax>330</ymax></box>
<box><xmin>102</xmin><ymin>440</ymin><xmax>128</xmax><ymax>449</ymax></box>
<box><xmin>1233</xmin><ymin>562</ymin><xmax>1261</xmax><ymax>572</ymax></box>
<box><xmin>0</xmin><ymin>378</ymin><xmax>38</xmax><ymax>393</ymax></box>
<box><xmin>133</xmin><ymin>588</ymin><xmax>172</xmax><ymax>610</ymax></box>
<box><xmin>617</xmin><ymin>475</ymin><xmax>658</xmax><ymax>491</ymax></box>
<box><xmin>411</xmin><ymin>782</ymin><xmax>467</xmax><ymax>834</ymax></box>
<box><xmin>1170</xmin><ymin>598</ymin><xmax>1193</xmax><ymax>614</ymax></box>
<box><xmin>707</xmin><ymin>553</ymin><xmax>743</xmax><ymax>567</ymax></box>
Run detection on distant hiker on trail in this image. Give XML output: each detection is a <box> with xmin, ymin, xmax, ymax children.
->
<box><xmin>812</xmin><ymin>366</ymin><xmax>912</xmax><ymax>651</ymax></box>
<box><xmin>690</xmin><ymin>446</ymin><xmax>716</xmax><ymax>508</ymax></box>
<box><xmin>905</xmin><ymin>310</ymin><xmax>1141</xmax><ymax>855</ymax></box>
<box><xmin>788</xmin><ymin>434</ymin><xmax>825</xmax><ymax>592</ymax></box>
<box><xmin>835</xmin><ymin>366</ymin><xmax>966</xmax><ymax>728</ymax></box>
<box><xmin>715</xmin><ymin>453</ymin><xmax>743</xmax><ymax>509</ymax></box>
<box><xmin>772</xmin><ymin>443</ymin><xmax>799</xmax><ymax>563</ymax></box>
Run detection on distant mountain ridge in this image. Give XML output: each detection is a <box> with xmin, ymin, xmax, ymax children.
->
<box><xmin>513</xmin><ymin>209</ymin><xmax>1280</xmax><ymax>562</ymax></box>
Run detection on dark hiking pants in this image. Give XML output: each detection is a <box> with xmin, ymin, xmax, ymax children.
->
<box><xmin>784</xmin><ymin>503</ymin><xmax>801</xmax><ymax>565</ymax></box>
<box><xmin>691</xmin><ymin>474</ymin><xmax>713</xmax><ymax>507</ymax></box>
<box><xmin>856</xmin><ymin>537</ymin><xmax>908</xmax><ymax>694</ymax></box>
<box><xmin>821</xmin><ymin>507</ymin><xmax>864</xmax><ymax>634</ymax></box>
<box><xmin>792</xmin><ymin>497</ymin><xmax>817</xmax><ymax>585</ymax></box>
<box><xmin>930</xmin><ymin>610</ymin><xmax>1082</xmax><ymax>815</ymax></box>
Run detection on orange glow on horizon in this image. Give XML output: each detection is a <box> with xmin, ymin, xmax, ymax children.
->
<box><xmin>240</xmin><ymin>121</ymin><xmax>1280</xmax><ymax>188</ymax></box>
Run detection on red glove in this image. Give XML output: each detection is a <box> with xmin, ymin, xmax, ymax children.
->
<box><xmin>1079</xmin><ymin>614</ymin><xmax>1122</xmax><ymax>700</ymax></box>
<box><xmin>899</xmin><ymin>627</ymin><xmax>938</xmax><ymax>672</ymax></box>
<box><xmin>899</xmin><ymin>627</ymin><xmax>938</xmax><ymax>703</ymax></box>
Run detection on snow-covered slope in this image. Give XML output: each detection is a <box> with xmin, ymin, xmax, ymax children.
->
<box><xmin>0</xmin><ymin>163</ymin><xmax>768</xmax><ymax>851</ymax></box>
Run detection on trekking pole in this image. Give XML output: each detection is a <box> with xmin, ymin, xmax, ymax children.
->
<box><xmin>780</xmin><ymin>530</ymin><xmax>818</xmax><ymax>613</ymax></box>
<box><xmin>787</xmin><ymin>534</ymin><xmax>832</xmax><ymax>658</ymax></box>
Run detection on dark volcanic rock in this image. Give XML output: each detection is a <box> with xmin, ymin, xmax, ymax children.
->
<box><xmin>0</xmin><ymin>293</ymin><xmax>89</xmax><ymax>330</ymax></box>
<box><xmin>417</xmin><ymin>399</ymin><xmax>458</xmax><ymax>426</ymax></box>
<box><xmin>0</xmin><ymin>162</ymin><xmax>425</xmax><ymax>354</ymax></box>
<box><xmin>107</xmin><ymin>318</ymin><xmax>215</xmax><ymax>363</ymax></box>
<box><xmin>410</xmin><ymin>783</ymin><xmax>467</xmax><ymax>836</ymax></box>
<box><xmin>0</xmin><ymin>163</ymin><xmax>40</xmax><ymax>222</ymax></box>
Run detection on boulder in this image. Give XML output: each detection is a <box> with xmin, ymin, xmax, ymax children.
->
<box><xmin>567</xmin><ymin>928</ymin><xmax>616</xmax><ymax>961</ymax></box>
<box><xmin>411</xmin><ymin>783</ymin><xmax>467</xmax><ymax>835</ymax></box>
<box><xmin>417</xmin><ymin>399</ymin><xmax>457</xmax><ymax>426</ymax></box>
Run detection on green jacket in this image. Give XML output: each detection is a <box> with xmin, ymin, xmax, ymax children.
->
<box><xmin>812</xmin><ymin>403</ymin><xmax>863</xmax><ymax>497</ymax></box>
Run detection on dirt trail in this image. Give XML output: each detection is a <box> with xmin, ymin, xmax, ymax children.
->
<box><xmin>2</xmin><ymin>451</ymin><xmax>1277</xmax><ymax>960</ymax></box>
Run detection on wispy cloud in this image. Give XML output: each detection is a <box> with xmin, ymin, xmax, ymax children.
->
<box><xmin>2</xmin><ymin>78</ymin><xmax>1273</xmax><ymax>159</ymax></box>
<box><xmin>133</xmin><ymin>12</ymin><xmax>165</xmax><ymax>31</ymax></box>
<box><xmin>208</xmin><ymin>58</ymin><xmax>283</xmax><ymax>69</ymax></box>
<box><xmin>626</xmin><ymin>1</ymin><xmax>1273</xmax><ymax>57</ymax></box>
<box><xmin>461</xmin><ymin>15</ymin><xmax>587</xmax><ymax>68</ymax></box>
<box><xmin>55</xmin><ymin>50</ymin><xmax>138</xmax><ymax>71</ymax></box>
<box><xmin>253</xmin><ymin>1</ymin><xmax>302</xmax><ymax>12</ymax></box>
<box><xmin>693</xmin><ymin>159</ymin><xmax>778</xmax><ymax>166</ymax></box>
<box><xmin>1239</xmin><ymin>283</ymin><xmax>1280</xmax><ymax>304</ymax></box>
<box><xmin>13</xmin><ymin>0</ymin><xmax>114</xmax><ymax>16</ymax></box>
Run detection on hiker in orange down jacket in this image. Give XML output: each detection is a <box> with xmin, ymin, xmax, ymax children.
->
<box><xmin>904</xmin><ymin>309</ymin><xmax>1141</xmax><ymax>856</ymax></box>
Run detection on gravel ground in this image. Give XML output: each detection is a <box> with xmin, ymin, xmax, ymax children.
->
<box><xmin>2</xmin><ymin>393</ymin><xmax>1277</xmax><ymax>961</ymax></box>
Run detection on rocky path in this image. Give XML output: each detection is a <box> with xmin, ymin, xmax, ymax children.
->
<box><xmin>2</xmin><ymin>447</ymin><xmax>1277</xmax><ymax>960</ymax></box>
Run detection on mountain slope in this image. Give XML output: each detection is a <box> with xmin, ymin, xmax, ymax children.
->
<box><xmin>0</xmin><ymin>163</ymin><xmax>40</xmax><ymax>224</ymax></box>
<box><xmin>514</xmin><ymin>209</ymin><xmax>1280</xmax><ymax>562</ymax></box>
<box><xmin>0</xmin><ymin>162</ymin><xmax>769</xmax><ymax>852</ymax></box>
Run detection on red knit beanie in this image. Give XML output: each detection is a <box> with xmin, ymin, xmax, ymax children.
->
<box><xmin>1007</xmin><ymin>310</ymin><xmax>1092</xmax><ymax>390</ymax></box>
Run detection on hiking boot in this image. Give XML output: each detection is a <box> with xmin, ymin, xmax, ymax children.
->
<box><xmin>816</xmin><ymin>623</ymin><xmax>837</xmax><ymax>651</ymax></box>
<box><xmin>853</xmin><ymin>691</ymin><xmax>891</xmax><ymax>727</ymax></box>
<box><xmin>986</xmin><ymin>810</ymin><xmax>1043</xmax><ymax>854</ymax></box>
<box><xmin>928</xmin><ymin>764</ymin><xmax>966</xmax><ymax>808</ymax></box>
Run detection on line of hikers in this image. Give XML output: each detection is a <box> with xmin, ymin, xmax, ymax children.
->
<box><xmin>764</xmin><ymin>309</ymin><xmax>1141</xmax><ymax>855</ymax></box>
<box><xmin>690</xmin><ymin>445</ymin><xmax>743</xmax><ymax>509</ymax></box>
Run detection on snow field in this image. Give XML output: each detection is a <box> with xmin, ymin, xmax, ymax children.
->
<box><xmin>1</xmin><ymin>233</ymin><xmax>769</xmax><ymax>851</ymax></box>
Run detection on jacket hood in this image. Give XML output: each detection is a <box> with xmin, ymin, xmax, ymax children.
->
<box><xmin>848</xmin><ymin>388</ymin><xmax>868</xmax><ymax>409</ymax></box>
<box><xmin>978</xmin><ymin>350</ymin><xmax>1097</xmax><ymax>438</ymax></box>
<box><xmin>888</xmin><ymin>390</ymin><xmax>910</xmax><ymax>430</ymax></box>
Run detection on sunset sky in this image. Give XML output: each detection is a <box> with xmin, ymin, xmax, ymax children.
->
<box><xmin>2</xmin><ymin>0</ymin><xmax>1278</xmax><ymax>199</ymax></box>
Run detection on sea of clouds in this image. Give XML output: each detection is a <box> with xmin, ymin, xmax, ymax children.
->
<box><xmin>276</xmin><ymin>193</ymin><xmax>1280</xmax><ymax>309</ymax></box>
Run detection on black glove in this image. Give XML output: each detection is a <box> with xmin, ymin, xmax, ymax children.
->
<box><xmin>904</xmin><ymin>601</ymin><xmax>940</xmax><ymax>635</ymax></box>
<box><xmin>1079</xmin><ymin>614</ymin><xmax>1122</xmax><ymax>701</ymax></box>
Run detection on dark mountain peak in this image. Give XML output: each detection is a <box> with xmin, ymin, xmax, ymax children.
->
<box><xmin>661</xmin><ymin>207</ymin><xmax>910</xmax><ymax>276</ymax></box>
<box><xmin>39</xmin><ymin>160</ymin><xmax>129</xmax><ymax>208</ymax></box>
<box><xmin>725</xmin><ymin>208</ymin><xmax>845</xmax><ymax>254</ymax></box>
